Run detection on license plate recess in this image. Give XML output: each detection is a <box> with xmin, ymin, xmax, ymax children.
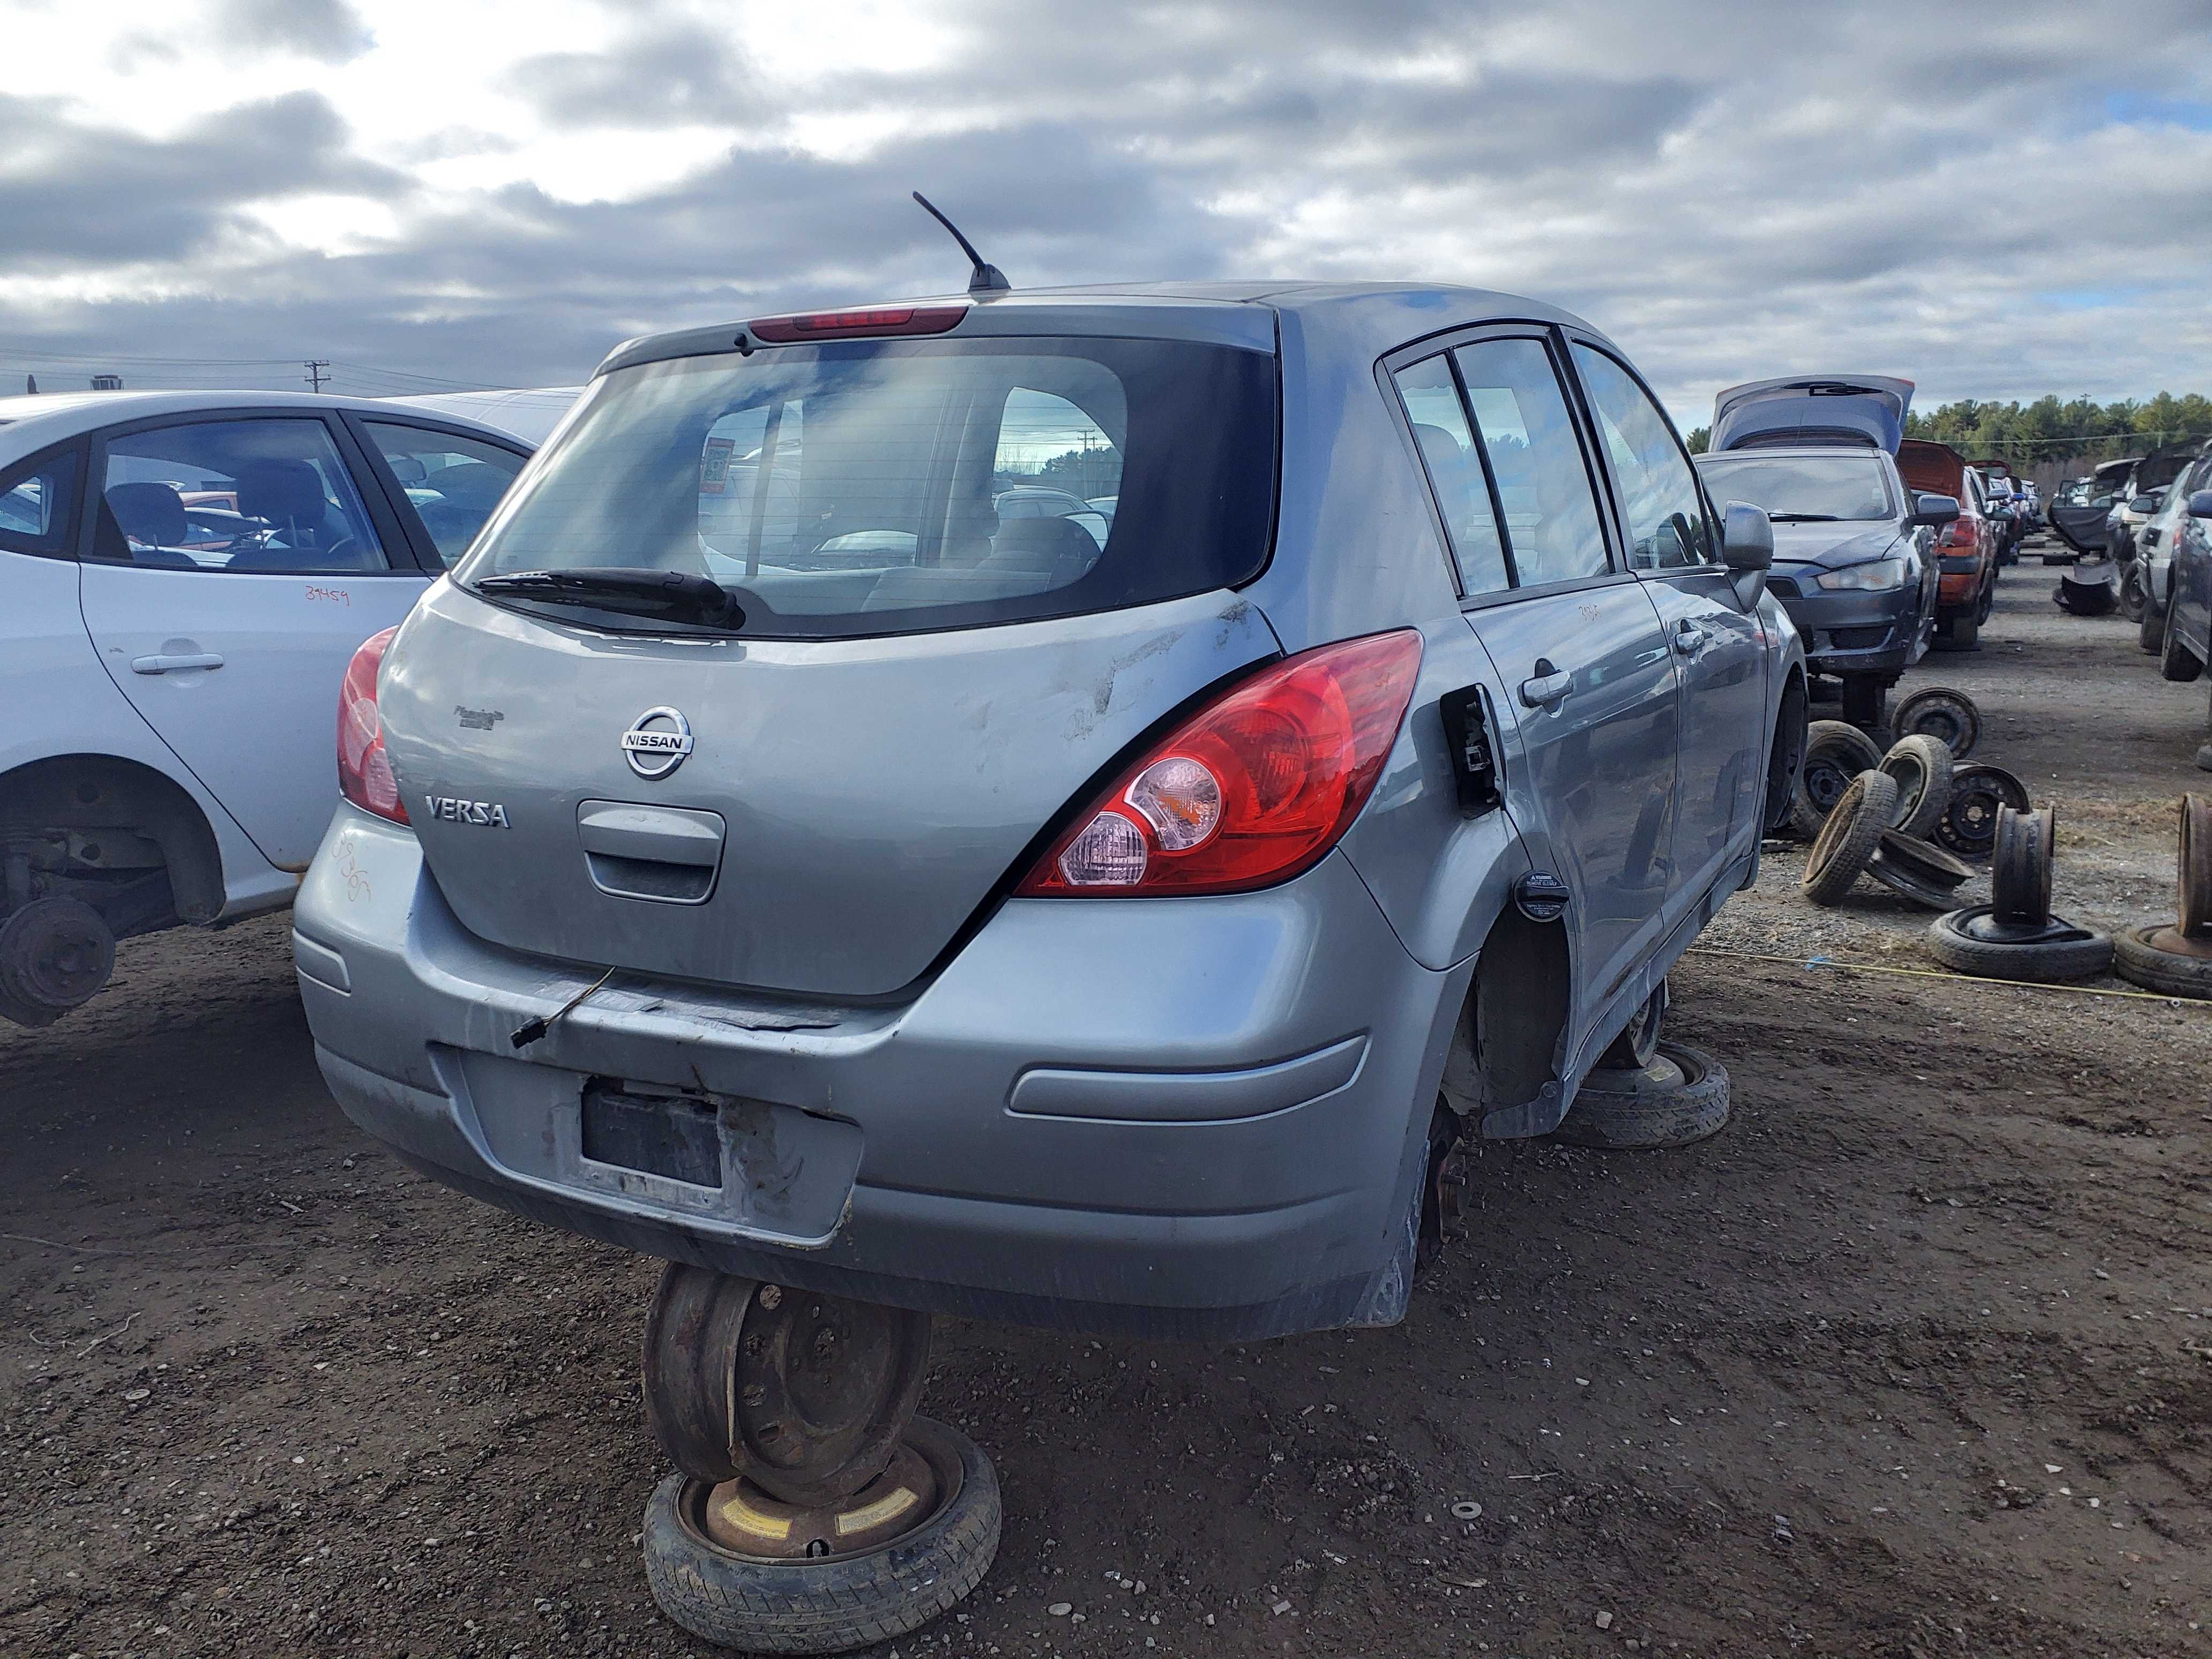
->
<box><xmin>581</xmin><ymin>1081</ymin><xmax>723</xmax><ymax>1188</ymax></box>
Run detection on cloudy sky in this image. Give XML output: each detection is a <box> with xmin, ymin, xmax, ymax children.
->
<box><xmin>3</xmin><ymin>0</ymin><xmax>2209</xmax><ymax>425</ymax></box>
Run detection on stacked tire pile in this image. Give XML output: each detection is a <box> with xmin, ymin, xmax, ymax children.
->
<box><xmin>1792</xmin><ymin>688</ymin><xmax>2112</xmax><ymax>984</ymax></box>
<box><xmin>1793</xmin><ymin>689</ymin><xmax>2029</xmax><ymax>906</ymax></box>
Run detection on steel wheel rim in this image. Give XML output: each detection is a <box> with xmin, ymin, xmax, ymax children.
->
<box><xmin>1894</xmin><ymin>689</ymin><xmax>1979</xmax><ymax>759</ymax></box>
<box><xmin>1804</xmin><ymin>755</ymin><xmax>1856</xmax><ymax>816</ymax></box>
<box><xmin>2181</xmin><ymin>794</ymin><xmax>2212</xmax><ymax>937</ymax></box>
<box><xmin>677</xmin><ymin>1419</ymin><xmax>967</xmax><ymax>1567</ymax></box>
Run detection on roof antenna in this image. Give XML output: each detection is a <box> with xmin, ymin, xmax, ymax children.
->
<box><xmin>912</xmin><ymin>192</ymin><xmax>1010</xmax><ymax>296</ymax></box>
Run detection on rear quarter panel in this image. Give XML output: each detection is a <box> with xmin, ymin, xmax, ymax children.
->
<box><xmin>1250</xmin><ymin>300</ymin><xmax>1533</xmax><ymax>970</ymax></box>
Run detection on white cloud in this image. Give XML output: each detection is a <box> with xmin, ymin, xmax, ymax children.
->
<box><xmin>2</xmin><ymin>0</ymin><xmax>2209</xmax><ymax>422</ymax></box>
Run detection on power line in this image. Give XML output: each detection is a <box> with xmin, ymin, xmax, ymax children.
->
<box><xmin>303</xmin><ymin>359</ymin><xmax>330</xmax><ymax>393</ymax></box>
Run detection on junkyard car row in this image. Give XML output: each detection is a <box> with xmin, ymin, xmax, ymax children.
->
<box><xmin>9</xmin><ymin>278</ymin><xmax>2209</xmax><ymax>1654</ymax></box>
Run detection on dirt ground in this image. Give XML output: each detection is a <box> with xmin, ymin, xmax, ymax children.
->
<box><xmin>5</xmin><ymin>548</ymin><xmax>2210</xmax><ymax>1659</ymax></box>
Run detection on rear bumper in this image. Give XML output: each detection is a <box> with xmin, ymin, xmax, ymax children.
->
<box><xmin>293</xmin><ymin>806</ymin><xmax>1467</xmax><ymax>1341</ymax></box>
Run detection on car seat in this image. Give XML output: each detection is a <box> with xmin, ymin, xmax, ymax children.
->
<box><xmin>231</xmin><ymin>459</ymin><xmax>364</xmax><ymax>571</ymax></box>
<box><xmin>986</xmin><ymin>515</ymin><xmax>1100</xmax><ymax>587</ymax></box>
<box><xmin>104</xmin><ymin>481</ymin><xmax>188</xmax><ymax>550</ymax></box>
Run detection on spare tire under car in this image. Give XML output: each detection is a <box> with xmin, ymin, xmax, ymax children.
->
<box><xmin>1551</xmin><ymin>1041</ymin><xmax>1730</xmax><ymax>1150</ymax></box>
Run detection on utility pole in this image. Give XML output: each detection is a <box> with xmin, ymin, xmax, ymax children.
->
<box><xmin>304</xmin><ymin>360</ymin><xmax>330</xmax><ymax>393</ymax></box>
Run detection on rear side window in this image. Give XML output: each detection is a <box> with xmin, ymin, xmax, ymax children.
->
<box><xmin>1571</xmin><ymin>345</ymin><xmax>1715</xmax><ymax>569</ymax></box>
<box><xmin>461</xmin><ymin>337</ymin><xmax>1277</xmax><ymax>639</ymax></box>
<box><xmin>1392</xmin><ymin>357</ymin><xmax>1509</xmax><ymax>595</ymax></box>
<box><xmin>0</xmin><ymin>444</ymin><xmax>81</xmax><ymax>558</ymax></box>
<box><xmin>1449</xmin><ymin>339</ymin><xmax>1610</xmax><ymax>588</ymax></box>
<box><xmin>361</xmin><ymin>421</ymin><xmax>527</xmax><ymax>568</ymax></box>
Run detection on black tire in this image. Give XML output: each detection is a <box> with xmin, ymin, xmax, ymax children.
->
<box><xmin>642</xmin><ymin>1417</ymin><xmax>1002</xmax><ymax>1655</ymax></box>
<box><xmin>1889</xmin><ymin>685</ymin><xmax>1981</xmax><ymax>759</ymax></box>
<box><xmin>1802</xmin><ymin>769</ymin><xmax>1899</xmax><ymax>906</ymax></box>
<box><xmin>1879</xmin><ymin>734</ymin><xmax>1954</xmax><ymax>839</ymax></box>
<box><xmin>2161</xmin><ymin>614</ymin><xmax>2204</xmax><ymax>683</ymax></box>
<box><xmin>2120</xmin><ymin>563</ymin><xmax>2147</xmax><ymax>623</ymax></box>
<box><xmin>2112</xmin><ymin>925</ymin><xmax>2212</xmax><ymax>1000</ymax></box>
<box><xmin>2140</xmin><ymin>595</ymin><xmax>2167</xmax><ymax>655</ymax></box>
<box><xmin>1791</xmin><ymin>720</ymin><xmax>1885</xmax><ymax>839</ymax></box>
<box><xmin>1927</xmin><ymin>907</ymin><xmax>2113</xmax><ymax>984</ymax></box>
<box><xmin>1932</xmin><ymin>608</ymin><xmax>1979</xmax><ymax>652</ymax></box>
<box><xmin>1990</xmin><ymin>804</ymin><xmax>2054</xmax><ymax>927</ymax></box>
<box><xmin>1978</xmin><ymin>574</ymin><xmax>1998</xmax><ymax>624</ymax></box>
<box><xmin>1552</xmin><ymin>1041</ymin><xmax>1729</xmax><ymax>1150</ymax></box>
<box><xmin>1840</xmin><ymin>676</ymin><xmax>1887</xmax><ymax>731</ymax></box>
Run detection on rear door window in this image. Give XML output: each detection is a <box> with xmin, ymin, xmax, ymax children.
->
<box><xmin>91</xmin><ymin>418</ymin><xmax>388</xmax><ymax>573</ymax></box>
<box><xmin>462</xmin><ymin>336</ymin><xmax>1276</xmax><ymax>639</ymax></box>
<box><xmin>1448</xmin><ymin>339</ymin><xmax>1610</xmax><ymax>588</ymax></box>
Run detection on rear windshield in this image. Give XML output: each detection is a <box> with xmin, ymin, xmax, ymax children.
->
<box><xmin>1697</xmin><ymin>453</ymin><xmax>1895</xmax><ymax>522</ymax></box>
<box><xmin>456</xmin><ymin>335</ymin><xmax>1277</xmax><ymax>639</ymax></box>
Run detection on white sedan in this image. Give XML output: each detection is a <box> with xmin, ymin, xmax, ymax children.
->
<box><xmin>0</xmin><ymin>386</ymin><xmax>574</xmax><ymax>1027</ymax></box>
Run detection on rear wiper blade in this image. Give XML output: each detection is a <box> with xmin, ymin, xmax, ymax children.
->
<box><xmin>474</xmin><ymin>567</ymin><xmax>744</xmax><ymax>629</ymax></box>
<box><xmin>1765</xmin><ymin>512</ymin><xmax>1842</xmax><ymax>522</ymax></box>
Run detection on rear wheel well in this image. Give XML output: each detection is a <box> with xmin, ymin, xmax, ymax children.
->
<box><xmin>0</xmin><ymin>754</ymin><xmax>225</xmax><ymax>935</ymax></box>
<box><xmin>1440</xmin><ymin>906</ymin><xmax>1570</xmax><ymax>1138</ymax></box>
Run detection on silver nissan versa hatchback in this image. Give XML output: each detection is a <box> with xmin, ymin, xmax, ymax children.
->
<box><xmin>295</xmin><ymin>283</ymin><xmax>1806</xmax><ymax>1348</ymax></box>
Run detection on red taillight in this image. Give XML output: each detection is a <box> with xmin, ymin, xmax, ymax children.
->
<box><xmin>1015</xmin><ymin>631</ymin><xmax>1424</xmax><ymax>898</ymax></box>
<box><xmin>746</xmin><ymin>306</ymin><xmax>967</xmax><ymax>343</ymax></box>
<box><xmin>1938</xmin><ymin>517</ymin><xmax>1977</xmax><ymax>549</ymax></box>
<box><xmin>337</xmin><ymin>626</ymin><xmax>407</xmax><ymax>825</ymax></box>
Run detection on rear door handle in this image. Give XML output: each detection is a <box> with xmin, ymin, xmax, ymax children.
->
<box><xmin>1671</xmin><ymin>619</ymin><xmax>1706</xmax><ymax>656</ymax></box>
<box><xmin>130</xmin><ymin>653</ymin><xmax>225</xmax><ymax>674</ymax></box>
<box><xmin>1518</xmin><ymin>658</ymin><xmax>1574</xmax><ymax>708</ymax></box>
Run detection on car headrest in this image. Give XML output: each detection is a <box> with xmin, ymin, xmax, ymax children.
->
<box><xmin>1411</xmin><ymin>422</ymin><xmax>1466</xmax><ymax>472</ymax></box>
<box><xmin>426</xmin><ymin>461</ymin><xmax>510</xmax><ymax>505</ymax></box>
<box><xmin>105</xmin><ymin>482</ymin><xmax>187</xmax><ymax>547</ymax></box>
<box><xmin>990</xmin><ymin>514</ymin><xmax>1098</xmax><ymax>580</ymax></box>
<box><xmin>236</xmin><ymin>458</ymin><xmax>327</xmax><ymax>530</ymax></box>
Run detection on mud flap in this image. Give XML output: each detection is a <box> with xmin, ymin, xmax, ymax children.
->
<box><xmin>1479</xmin><ymin>1076</ymin><xmax>1567</xmax><ymax>1140</ymax></box>
<box><xmin>1346</xmin><ymin>1171</ymin><xmax>1420</xmax><ymax>1328</ymax></box>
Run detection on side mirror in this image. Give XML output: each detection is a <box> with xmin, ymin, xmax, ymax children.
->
<box><xmin>2190</xmin><ymin>490</ymin><xmax>2212</xmax><ymax>519</ymax></box>
<box><xmin>1720</xmin><ymin>500</ymin><xmax>1772</xmax><ymax>608</ymax></box>
<box><xmin>2129</xmin><ymin>494</ymin><xmax>2163</xmax><ymax>512</ymax></box>
<box><xmin>1910</xmin><ymin>492</ymin><xmax>1961</xmax><ymax>528</ymax></box>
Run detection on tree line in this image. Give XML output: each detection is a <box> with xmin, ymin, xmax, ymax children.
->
<box><xmin>1685</xmin><ymin>392</ymin><xmax>2211</xmax><ymax>479</ymax></box>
